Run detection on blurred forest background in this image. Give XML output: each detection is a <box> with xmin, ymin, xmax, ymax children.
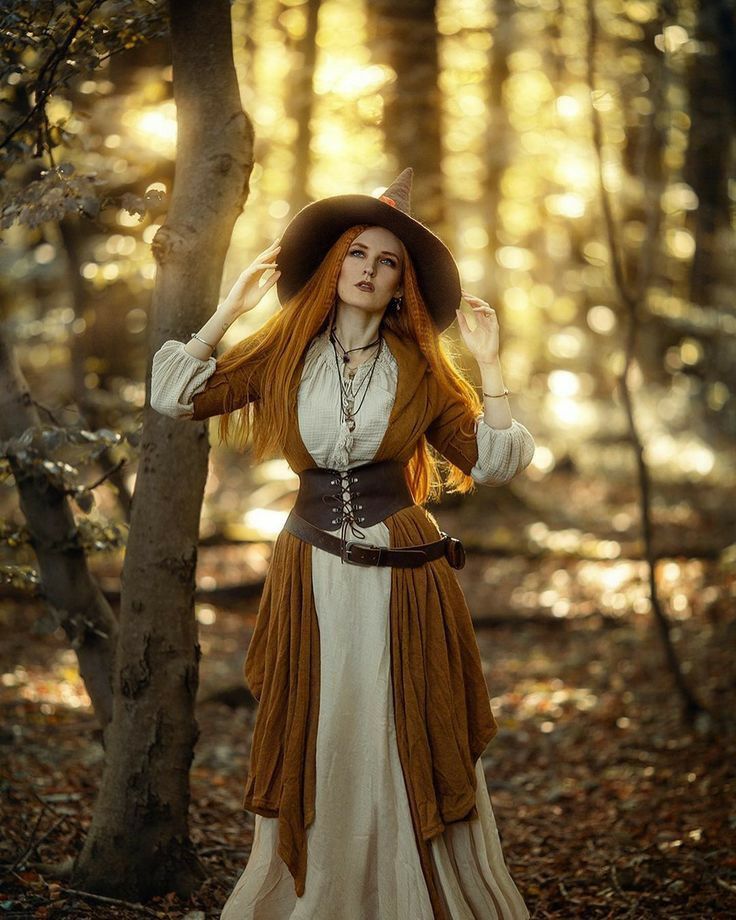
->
<box><xmin>1</xmin><ymin>0</ymin><xmax>734</xmax><ymax>917</ymax></box>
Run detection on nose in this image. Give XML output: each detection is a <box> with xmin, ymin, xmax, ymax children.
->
<box><xmin>362</xmin><ymin>263</ymin><xmax>375</xmax><ymax>277</ymax></box>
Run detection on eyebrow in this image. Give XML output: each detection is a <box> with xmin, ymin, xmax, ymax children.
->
<box><xmin>352</xmin><ymin>242</ymin><xmax>401</xmax><ymax>260</ymax></box>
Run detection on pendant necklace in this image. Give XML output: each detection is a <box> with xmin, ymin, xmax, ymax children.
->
<box><xmin>329</xmin><ymin>325</ymin><xmax>383</xmax><ymax>432</ymax></box>
<box><xmin>329</xmin><ymin>326</ymin><xmax>381</xmax><ymax>365</ymax></box>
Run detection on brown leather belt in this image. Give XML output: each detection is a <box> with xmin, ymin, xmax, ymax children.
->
<box><xmin>283</xmin><ymin>459</ymin><xmax>466</xmax><ymax>569</ymax></box>
<box><xmin>284</xmin><ymin>509</ymin><xmax>466</xmax><ymax>568</ymax></box>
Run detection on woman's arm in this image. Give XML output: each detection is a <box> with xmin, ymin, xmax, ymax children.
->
<box><xmin>470</xmin><ymin>414</ymin><xmax>535</xmax><ymax>485</ymax></box>
<box><xmin>150</xmin><ymin>340</ymin><xmax>217</xmax><ymax>419</ymax></box>
<box><xmin>150</xmin><ymin>238</ymin><xmax>281</xmax><ymax>419</ymax></box>
<box><xmin>426</xmin><ymin>289</ymin><xmax>536</xmax><ymax>484</ymax></box>
<box><xmin>184</xmin><ymin>237</ymin><xmax>282</xmax><ymax>360</ymax></box>
<box><xmin>423</xmin><ymin>380</ymin><xmax>535</xmax><ymax>485</ymax></box>
<box><xmin>477</xmin><ymin>356</ymin><xmax>512</xmax><ymax>429</ymax></box>
<box><xmin>184</xmin><ymin>305</ymin><xmax>239</xmax><ymax>360</ymax></box>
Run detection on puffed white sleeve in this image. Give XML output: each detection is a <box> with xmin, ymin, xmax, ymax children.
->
<box><xmin>150</xmin><ymin>339</ymin><xmax>217</xmax><ymax>419</ymax></box>
<box><xmin>470</xmin><ymin>414</ymin><xmax>536</xmax><ymax>486</ymax></box>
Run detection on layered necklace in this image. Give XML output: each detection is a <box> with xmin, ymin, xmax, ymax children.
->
<box><xmin>329</xmin><ymin>324</ymin><xmax>383</xmax><ymax>432</ymax></box>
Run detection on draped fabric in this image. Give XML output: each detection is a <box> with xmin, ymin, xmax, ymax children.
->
<box><xmin>150</xmin><ymin>325</ymin><xmax>534</xmax><ymax>918</ymax></box>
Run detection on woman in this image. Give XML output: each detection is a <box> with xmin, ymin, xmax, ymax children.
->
<box><xmin>151</xmin><ymin>168</ymin><xmax>534</xmax><ymax>919</ymax></box>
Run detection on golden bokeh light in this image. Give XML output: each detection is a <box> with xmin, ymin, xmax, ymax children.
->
<box><xmin>123</xmin><ymin>101</ymin><xmax>177</xmax><ymax>156</ymax></box>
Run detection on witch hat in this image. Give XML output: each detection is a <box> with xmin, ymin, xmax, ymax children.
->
<box><xmin>275</xmin><ymin>167</ymin><xmax>461</xmax><ymax>332</ymax></box>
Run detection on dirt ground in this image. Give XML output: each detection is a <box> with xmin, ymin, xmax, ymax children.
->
<box><xmin>1</xmin><ymin>472</ymin><xmax>735</xmax><ymax>918</ymax></box>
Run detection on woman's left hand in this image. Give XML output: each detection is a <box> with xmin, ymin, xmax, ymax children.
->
<box><xmin>455</xmin><ymin>290</ymin><xmax>500</xmax><ymax>365</ymax></box>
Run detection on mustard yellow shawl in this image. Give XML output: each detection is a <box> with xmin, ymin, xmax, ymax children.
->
<box><xmin>192</xmin><ymin>327</ymin><xmax>497</xmax><ymax>920</ymax></box>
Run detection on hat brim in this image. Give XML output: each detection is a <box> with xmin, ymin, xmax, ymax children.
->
<box><xmin>275</xmin><ymin>195</ymin><xmax>461</xmax><ymax>333</ymax></box>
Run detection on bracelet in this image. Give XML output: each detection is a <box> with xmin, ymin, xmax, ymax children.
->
<box><xmin>483</xmin><ymin>387</ymin><xmax>509</xmax><ymax>398</ymax></box>
<box><xmin>190</xmin><ymin>332</ymin><xmax>215</xmax><ymax>349</ymax></box>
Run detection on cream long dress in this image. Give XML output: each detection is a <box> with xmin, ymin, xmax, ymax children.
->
<box><xmin>151</xmin><ymin>327</ymin><xmax>534</xmax><ymax>920</ymax></box>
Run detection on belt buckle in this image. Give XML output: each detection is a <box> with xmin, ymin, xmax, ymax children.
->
<box><xmin>342</xmin><ymin>540</ymin><xmax>381</xmax><ymax>566</ymax></box>
<box><xmin>441</xmin><ymin>532</ymin><xmax>466</xmax><ymax>570</ymax></box>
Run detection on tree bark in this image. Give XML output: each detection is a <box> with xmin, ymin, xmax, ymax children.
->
<box><xmin>279</xmin><ymin>0</ymin><xmax>321</xmax><ymax>214</ymax></box>
<box><xmin>482</xmin><ymin>0</ymin><xmax>514</xmax><ymax>314</ymax></box>
<box><xmin>71</xmin><ymin>0</ymin><xmax>254</xmax><ymax>899</ymax></box>
<box><xmin>0</xmin><ymin>337</ymin><xmax>118</xmax><ymax>728</ymax></box>
<box><xmin>367</xmin><ymin>0</ymin><xmax>447</xmax><ymax>240</ymax></box>
<box><xmin>682</xmin><ymin>0</ymin><xmax>735</xmax><ymax>306</ymax></box>
<box><xmin>57</xmin><ymin>214</ymin><xmax>135</xmax><ymax>522</ymax></box>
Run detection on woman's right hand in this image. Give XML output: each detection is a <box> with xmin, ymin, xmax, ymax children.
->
<box><xmin>217</xmin><ymin>238</ymin><xmax>282</xmax><ymax>322</ymax></box>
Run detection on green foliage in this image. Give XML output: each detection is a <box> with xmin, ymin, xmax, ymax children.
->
<box><xmin>0</xmin><ymin>562</ymin><xmax>42</xmax><ymax>595</ymax></box>
<box><xmin>0</xmin><ymin>514</ymin><xmax>127</xmax><ymax>558</ymax></box>
<box><xmin>1</xmin><ymin>421</ymin><xmax>137</xmax><ymax>517</ymax></box>
<box><xmin>0</xmin><ymin>418</ymin><xmax>130</xmax><ymax>596</ymax></box>
<box><xmin>0</xmin><ymin>162</ymin><xmax>101</xmax><ymax>229</ymax></box>
<box><xmin>0</xmin><ymin>0</ymin><xmax>168</xmax><ymax>220</ymax></box>
<box><xmin>0</xmin><ymin>160</ymin><xmax>168</xmax><ymax>230</ymax></box>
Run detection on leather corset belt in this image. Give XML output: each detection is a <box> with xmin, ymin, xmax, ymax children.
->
<box><xmin>292</xmin><ymin>459</ymin><xmax>413</xmax><ymax>531</ymax></box>
<box><xmin>283</xmin><ymin>459</ymin><xmax>466</xmax><ymax>569</ymax></box>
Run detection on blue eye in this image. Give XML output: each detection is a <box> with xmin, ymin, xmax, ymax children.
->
<box><xmin>350</xmin><ymin>248</ymin><xmax>396</xmax><ymax>267</ymax></box>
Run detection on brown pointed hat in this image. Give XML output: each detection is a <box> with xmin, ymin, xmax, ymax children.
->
<box><xmin>275</xmin><ymin>167</ymin><xmax>461</xmax><ymax>333</ymax></box>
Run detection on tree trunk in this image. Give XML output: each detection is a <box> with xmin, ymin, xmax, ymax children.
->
<box><xmin>0</xmin><ymin>337</ymin><xmax>119</xmax><ymax>728</ymax></box>
<box><xmin>71</xmin><ymin>0</ymin><xmax>254</xmax><ymax>900</ymax></box>
<box><xmin>284</xmin><ymin>0</ymin><xmax>321</xmax><ymax>214</ymax></box>
<box><xmin>367</xmin><ymin>0</ymin><xmax>447</xmax><ymax>240</ymax></box>
<box><xmin>57</xmin><ymin>214</ymin><xmax>134</xmax><ymax>522</ymax></box>
<box><xmin>682</xmin><ymin>0</ymin><xmax>734</xmax><ymax>306</ymax></box>
<box><xmin>482</xmin><ymin>0</ymin><xmax>514</xmax><ymax>311</ymax></box>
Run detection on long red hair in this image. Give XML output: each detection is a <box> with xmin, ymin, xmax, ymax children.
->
<box><xmin>213</xmin><ymin>224</ymin><xmax>482</xmax><ymax>504</ymax></box>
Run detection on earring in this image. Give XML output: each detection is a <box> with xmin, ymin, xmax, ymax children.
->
<box><xmin>393</xmin><ymin>294</ymin><xmax>403</xmax><ymax>312</ymax></box>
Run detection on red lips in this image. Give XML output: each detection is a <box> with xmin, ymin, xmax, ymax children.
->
<box><xmin>355</xmin><ymin>281</ymin><xmax>374</xmax><ymax>291</ymax></box>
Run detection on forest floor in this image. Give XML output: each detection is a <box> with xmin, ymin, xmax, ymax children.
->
<box><xmin>1</xmin><ymin>470</ymin><xmax>735</xmax><ymax>918</ymax></box>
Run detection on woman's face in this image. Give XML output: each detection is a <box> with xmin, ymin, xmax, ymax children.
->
<box><xmin>336</xmin><ymin>226</ymin><xmax>404</xmax><ymax>316</ymax></box>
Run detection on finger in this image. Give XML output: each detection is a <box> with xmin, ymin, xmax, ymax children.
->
<box><xmin>256</xmin><ymin>253</ymin><xmax>280</xmax><ymax>265</ymax></box>
<box><xmin>257</xmin><ymin>242</ymin><xmax>281</xmax><ymax>259</ymax></box>
<box><xmin>257</xmin><ymin>270</ymin><xmax>279</xmax><ymax>285</ymax></box>
<box><xmin>260</xmin><ymin>270</ymin><xmax>281</xmax><ymax>289</ymax></box>
<box><xmin>236</xmin><ymin>264</ymin><xmax>275</xmax><ymax>286</ymax></box>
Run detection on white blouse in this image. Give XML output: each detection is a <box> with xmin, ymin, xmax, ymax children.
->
<box><xmin>150</xmin><ymin>327</ymin><xmax>536</xmax><ymax>486</ymax></box>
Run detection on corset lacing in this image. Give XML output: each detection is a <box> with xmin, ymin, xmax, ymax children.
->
<box><xmin>322</xmin><ymin>469</ymin><xmax>368</xmax><ymax>561</ymax></box>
